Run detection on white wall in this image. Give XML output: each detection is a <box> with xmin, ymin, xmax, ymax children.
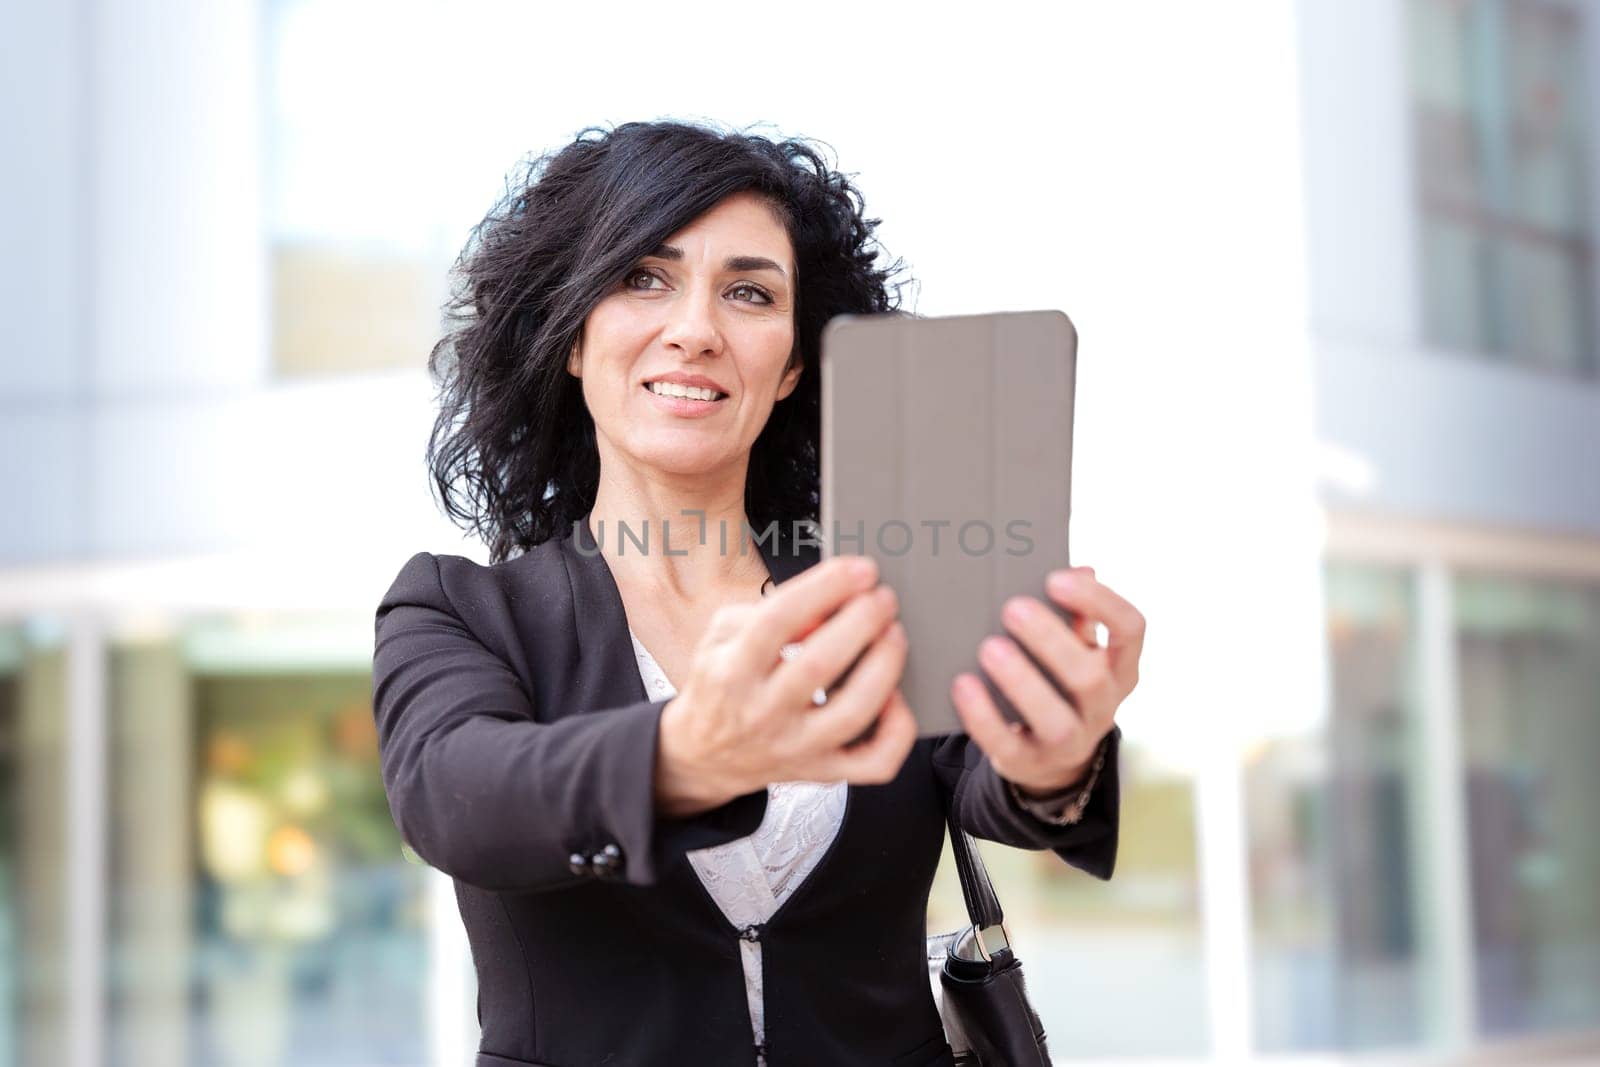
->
<box><xmin>1</xmin><ymin>1</ymin><xmax>91</xmax><ymax>558</ymax></box>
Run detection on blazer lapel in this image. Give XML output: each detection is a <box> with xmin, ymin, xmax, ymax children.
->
<box><xmin>557</xmin><ymin>516</ymin><xmax>650</xmax><ymax>706</ymax></box>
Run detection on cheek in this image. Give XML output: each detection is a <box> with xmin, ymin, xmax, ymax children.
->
<box><xmin>749</xmin><ymin>318</ymin><xmax>796</xmax><ymax>375</ymax></box>
<box><xmin>587</xmin><ymin>289</ymin><xmax>662</xmax><ymax>337</ymax></box>
<box><xmin>578</xmin><ymin>303</ymin><xmax>655</xmax><ymax>394</ymax></box>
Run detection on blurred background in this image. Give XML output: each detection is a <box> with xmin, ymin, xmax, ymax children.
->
<box><xmin>2</xmin><ymin>0</ymin><xmax>1597</xmax><ymax>1064</ymax></box>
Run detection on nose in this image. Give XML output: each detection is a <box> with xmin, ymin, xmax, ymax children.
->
<box><xmin>659</xmin><ymin>285</ymin><xmax>724</xmax><ymax>359</ymax></box>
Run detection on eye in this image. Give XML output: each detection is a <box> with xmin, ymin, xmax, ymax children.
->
<box><xmin>624</xmin><ymin>268</ymin><xmax>665</xmax><ymax>291</ymax></box>
<box><xmin>728</xmin><ymin>282</ymin><xmax>774</xmax><ymax>305</ymax></box>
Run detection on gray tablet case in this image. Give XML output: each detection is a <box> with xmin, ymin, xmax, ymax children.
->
<box><xmin>819</xmin><ymin>309</ymin><xmax>1078</xmax><ymax>737</ymax></box>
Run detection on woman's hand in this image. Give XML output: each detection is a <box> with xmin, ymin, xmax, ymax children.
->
<box><xmin>952</xmin><ymin>565</ymin><xmax>1144</xmax><ymax>796</ymax></box>
<box><xmin>654</xmin><ymin>555</ymin><xmax>918</xmax><ymax>817</ymax></box>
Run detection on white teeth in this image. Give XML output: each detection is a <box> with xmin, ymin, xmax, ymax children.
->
<box><xmin>647</xmin><ymin>381</ymin><xmax>724</xmax><ymax>401</ymax></box>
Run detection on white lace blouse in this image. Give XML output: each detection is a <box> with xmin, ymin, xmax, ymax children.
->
<box><xmin>628</xmin><ymin>628</ymin><xmax>845</xmax><ymax>1066</ymax></box>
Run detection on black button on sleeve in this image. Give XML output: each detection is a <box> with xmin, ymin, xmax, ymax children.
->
<box><xmin>591</xmin><ymin>842</ymin><xmax>623</xmax><ymax>879</ymax></box>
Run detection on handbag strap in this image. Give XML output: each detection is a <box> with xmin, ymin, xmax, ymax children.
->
<box><xmin>942</xmin><ymin>792</ymin><xmax>1010</xmax><ymax>957</ymax></box>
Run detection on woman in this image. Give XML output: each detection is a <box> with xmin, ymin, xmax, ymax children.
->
<box><xmin>373</xmin><ymin>119</ymin><xmax>1145</xmax><ymax>1067</ymax></box>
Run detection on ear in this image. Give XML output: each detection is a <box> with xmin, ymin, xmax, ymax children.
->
<box><xmin>566</xmin><ymin>341</ymin><xmax>582</xmax><ymax>378</ymax></box>
<box><xmin>775</xmin><ymin>350</ymin><xmax>803</xmax><ymax>402</ymax></box>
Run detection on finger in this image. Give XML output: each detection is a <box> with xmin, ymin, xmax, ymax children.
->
<box><xmin>976</xmin><ymin>635</ymin><xmax>1083</xmax><ymax>749</ymax></box>
<box><xmin>766</xmin><ymin>582</ymin><xmax>898</xmax><ymax>709</ymax></box>
<box><xmin>1044</xmin><ymin>569</ymin><xmax>1146</xmax><ymax>686</ymax></box>
<box><xmin>792</xmin><ymin>618</ymin><xmax>906</xmax><ymax>752</ymax></box>
<box><xmin>1070</xmin><ymin>608</ymin><xmax>1102</xmax><ymax>648</ymax></box>
<box><xmin>951</xmin><ymin>672</ymin><xmax>1034</xmax><ymax>779</ymax></box>
<box><xmin>999</xmin><ymin>595</ymin><xmax>1112</xmax><ymax>713</ymax></box>
<box><xmin>813</xmin><ymin>689</ymin><xmax>918</xmax><ymax>785</ymax></box>
<box><xmin>737</xmin><ymin>555</ymin><xmax>879</xmax><ymax>674</ymax></box>
<box><xmin>1063</xmin><ymin>566</ymin><xmax>1100</xmax><ymax>646</ymax></box>
<box><xmin>1047</xmin><ymin>603</ymin><xmax>1100</xmax><ymax>649</ymax></box>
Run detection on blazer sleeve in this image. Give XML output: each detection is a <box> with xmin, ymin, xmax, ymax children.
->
<box><xmin>930</xmin><ymin>722</ymin><xmax>1123</xmax><ymax>881</ymax></box>
<box><xmin>372</xmin><ymin>550</ymin><xmax>769</xmax><ymax>893</ymax></box>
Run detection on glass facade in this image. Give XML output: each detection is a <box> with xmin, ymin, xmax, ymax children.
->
<box><xmin>1245</xmin><ymin>558</ymin><xmax>1600</xmax><ymax>1056</ymax></box>
<box><xmin>1454</xmin><ymin>573</ymin><xmax>1600</xmax><ymax>1037</ymax></box>
<box><xmin>1409</xmin><ymin>0</ymin><xmax>1596</xmax><ymax>376</ymax></box>
<box><xmin>105</xmin><ymin>615</ymin><xmax>430</xmax><ymax>1067</ymax></box>
<box><xmin>0</xmin><ymin>622</ymin><xmax>69</xmax><ymax>1066</ymax></box>
<box><xmin>1248</xmin><ymin>563</ymin><xmax>1426</xmax><ymax>1052</ymax></box>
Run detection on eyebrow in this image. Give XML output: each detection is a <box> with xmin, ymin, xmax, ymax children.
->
<box><xmin>646</xmin><ymin>243</ymin><xmax>789</xmax><ymax>279</ymax></box>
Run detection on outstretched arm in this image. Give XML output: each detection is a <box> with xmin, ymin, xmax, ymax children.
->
<box><xmin>372</xmin><ymin>551</ymin><xmax>768</xmax><ymax>893</ymax></box>
<box><xmin>931</xmin><ymin>562</ymin><xmax>1143</xmax><ymax>880</ymax></box>
<box><xmin>931</xmin><ymin>723</ymin><xmax>1122</xmax><ymax>880</ymax></box>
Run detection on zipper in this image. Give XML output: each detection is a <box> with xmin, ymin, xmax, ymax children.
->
<box><xmin>739</xmin><ymin>927</ymin><xmax>767</xmax><ymax>1067</ymax></box>
<box><xmin>680</xmin><ymin>784</ymin><xmax>856</xmax><ymax>1067</ymax></box>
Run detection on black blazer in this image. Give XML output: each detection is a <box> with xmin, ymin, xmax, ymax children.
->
<box><xmin>372</xmin><ymin>520</ymin><xmax>1122</xmax><ymax>1067</ymax></box>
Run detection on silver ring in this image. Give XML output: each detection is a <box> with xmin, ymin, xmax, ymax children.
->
<box><xmin>779</xmin><ymin>641</ymin><xmax>828</xmax><ymax>705</ymax></box>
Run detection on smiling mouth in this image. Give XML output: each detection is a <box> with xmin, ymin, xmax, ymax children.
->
<box><xmin>643</xmin><ymin>381</ymin><xmax>729</xmax><ymax>402</ymax></box>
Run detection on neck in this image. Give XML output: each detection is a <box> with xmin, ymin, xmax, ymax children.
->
<box><xmin>583</xmin><ymin>467</ymin><xmax>770</xmax><ymax>603</ymax></box>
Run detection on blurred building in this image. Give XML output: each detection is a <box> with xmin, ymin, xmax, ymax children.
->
<box><xmin>0</xmin><ymin>1</ymin><xmax>1595</xmax><ymax>1065</ymax></box>
<box><xmin>1279</xmin><ymin>0</ymin><xmax>1600</xmax><ymax>1059</ymax></box>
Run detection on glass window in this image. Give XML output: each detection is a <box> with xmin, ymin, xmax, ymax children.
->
<box><xmin>106</xmin><ymin>613</ymin><xmax>431</xmax><ymax>1066</ymax></box>
<box><xmin>0</xmin><ymin>620</ymin><xmax>70</xmax><ymax>1065</ymax></box>
<box><xmin>1408</xmin><ymin>0</ymin><xmax>1596</xmax><ymax>376</ymax></box>
<box><xmin>930</xmin><ymin>740</ymin><xmax>1208</xmax><ymax>1058</ymax></box>
<box><xmin>1247</xmin><ymin>562</ymin><xmax>1427</xmax><ymax>1052</ymax></box>
<box><xmin>1454</xmin><ymin>573</ymin><xmax>1600</xmax><ymax>1036</ymax></box>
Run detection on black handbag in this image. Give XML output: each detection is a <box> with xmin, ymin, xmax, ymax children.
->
<box><xmin>925</xmin><ymin>808</ymin><xmax>1053</xmax><ymax>1066</ymax></box>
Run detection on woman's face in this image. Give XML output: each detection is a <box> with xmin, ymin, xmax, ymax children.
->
<box><xmin>568</xmin><ymin>189</ymin><xmax>801</xmax><ymax>485</ymax></box>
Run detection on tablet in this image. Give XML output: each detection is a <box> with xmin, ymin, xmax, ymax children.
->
<box><xmin>819</xmin><ymin>309</ymin><xmax>1078</xmax><ymax>737</ymax></box>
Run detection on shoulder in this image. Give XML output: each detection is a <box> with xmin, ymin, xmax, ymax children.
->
<box><xmin>376</xmin><ymin>539</ymin><xmax>570</xmax><ymax>625</ymax></box>
<box><xmin>374</xmin><ymin>539</ymin><xmax>580</xmax><ymax>684</ymax></box>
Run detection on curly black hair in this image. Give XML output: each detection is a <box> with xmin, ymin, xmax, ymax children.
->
<box><xmin>425</xmin><ymin>119</ymin><xmax>914</xmax><ymax>564</ymax></box>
